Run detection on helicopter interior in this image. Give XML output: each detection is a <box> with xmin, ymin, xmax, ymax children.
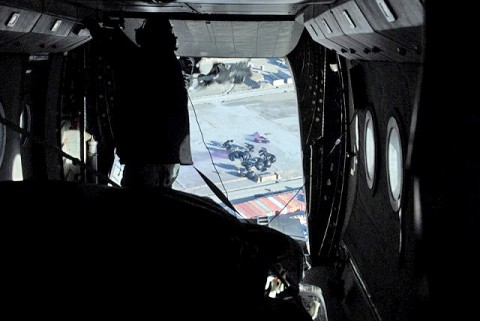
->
<box><xmin>0</xmin><ymin>1</ymin><xmax>478</xmax><ymax>320</ymax></box>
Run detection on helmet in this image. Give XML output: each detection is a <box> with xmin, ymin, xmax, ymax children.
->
<box><xmin>135</xmin><ymin>17</ymin><xmax>177</xmax><ymax>49</ymax></box>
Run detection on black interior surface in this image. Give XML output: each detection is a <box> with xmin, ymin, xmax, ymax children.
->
<box><xmin>1</xmin><ymin>180</ymin><xmax>308</xmax><ymax>320</ymax></box>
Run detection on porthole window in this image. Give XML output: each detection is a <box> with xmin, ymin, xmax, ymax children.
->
<box><xmin>19</xmin><ymin>104</ymin><xmax>31</xmax><ymax>146</ymax></box>
<box><xmin>0</xmin><ymin>102</ymin><xmax>6</xmax><ymax>169</ymax></box>
<box><xmin>354</xmin><ymin>113</ymin><xmax>359</xmax><ymax>153</ymax></box>
<box><xmin>364</xmin><ymin>110</ymin><xmax>376</xmax><ymax>189</ymax></box>
<box><xmin>386</xmin><ymin>117</ymin><xmax>403</xmax><ymax>211</ymax></box>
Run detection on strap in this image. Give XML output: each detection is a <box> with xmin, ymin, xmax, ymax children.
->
<box><xmin>194</xmin><ymin>166</ymin><xmax>240</xmax><ymax>216</ymax></box>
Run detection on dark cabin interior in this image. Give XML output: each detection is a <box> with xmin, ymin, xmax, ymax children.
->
<box><xmin>0</xmin><ymin>1</ymin><xmax>478</xmax><ymax>320</ymax></box>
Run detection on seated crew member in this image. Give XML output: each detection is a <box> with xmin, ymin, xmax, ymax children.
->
<box><xmin>80</xmin><ymin>18</ymin><xmax>324</xmax><ymax>320</ymax></box>
<box><xmin>101</xmin><ymin>17</ymin><xmax>193</xmax><ymax>188</ymax></box>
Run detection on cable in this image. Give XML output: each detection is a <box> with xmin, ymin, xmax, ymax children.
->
<box><xmin>325</xmin><ymin>108</ymin><xmax>359</xmax><ymax>159</ymax></box>
<box><xmin>267</xmin><ymin>184</ymin><xmax>305</xmax><ymax>226</ymax></box>
<box><xmin>187</xmin><ymin>93</ymin><xmax>230</xmax><ymax>199</ymax></box>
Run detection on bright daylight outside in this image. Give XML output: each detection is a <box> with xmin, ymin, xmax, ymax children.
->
<box><xmin>110</xmin><ymin>57</ymin><xmax>307</xmax><ymax>244</ymax></box>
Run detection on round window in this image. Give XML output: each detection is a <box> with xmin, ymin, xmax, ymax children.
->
<box><xmin>19</xmin><ymin>104</ymin><xmax>31</xmax><ymax>146</ymax></box>
<box><xmin>386</xmin><ymin>117</ymin><xmax>403</xmax><ymax>211</ymax></box>
<box><xmin>364</xmin><ymin>110</ymin><xmax>376</xmax><ymax>189</ymax></box>
<box><xmin>354</xmin><ymin>113</ymin><xmax>360</xmax><ymax>153</ymax></box>
<box><xmin>0</xmin><ymin>102</ymin><xmax>6</xmax><ymax>169</ymax></box>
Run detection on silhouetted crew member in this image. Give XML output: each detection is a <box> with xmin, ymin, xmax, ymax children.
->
<box><xmin>106</xmin><ymin>18</ymin><xmax>193</xmax><ymax>187</ymax></box>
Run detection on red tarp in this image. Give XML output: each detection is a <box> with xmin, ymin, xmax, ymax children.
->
<box><xmin>235</xmin><ymin>191</ymin><xmax>305</xmax><ymax>219</ymax></box>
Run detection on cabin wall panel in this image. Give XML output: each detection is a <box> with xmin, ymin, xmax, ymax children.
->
<box><xmin>343</xmin><ymin>61</ymin><xmax>420</xmax><ymax>319</ymax></box>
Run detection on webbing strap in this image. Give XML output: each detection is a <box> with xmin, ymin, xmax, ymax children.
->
<box><xmin>193</xmin><ymin>166</ymin><xmax>240</xmax><ymax>216</ymax></box>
